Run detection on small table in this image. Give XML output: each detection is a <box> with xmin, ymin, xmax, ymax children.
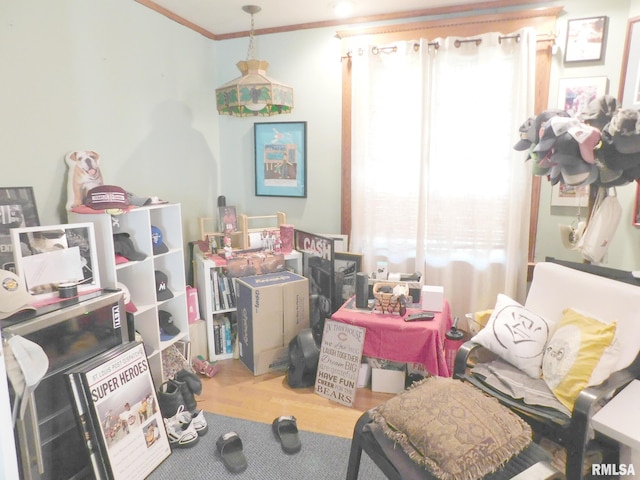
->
<box><xmin>331</xmin><ymin>298</ymin><xmax>452</xmax><ymax>377</ymax></box>
<box><xmin>591</xmin><ymin>379</ymin><xmax>640</xmax><ymax>479</ymax></box>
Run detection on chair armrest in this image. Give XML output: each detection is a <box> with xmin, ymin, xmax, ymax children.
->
<box><xmin>453</xmin><ymin>340</ymin><xmax>484</xmax><ymax>379</ymax></box>
<box><xmin>573</xmin><ymin>352</ymin><xmax>640</xmax><ymax>424</ymax></box>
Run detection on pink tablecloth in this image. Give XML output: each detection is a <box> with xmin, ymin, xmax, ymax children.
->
<box><xmin>331</xmin><ymin>299</ymin><xmax>452</xmax><ymax>377</ymax></box>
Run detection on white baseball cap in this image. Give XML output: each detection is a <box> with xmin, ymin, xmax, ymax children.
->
<box><xmin>0</xmin><ymin>271</ymin><xmax>36</xmax><ymax>320</ymax></box>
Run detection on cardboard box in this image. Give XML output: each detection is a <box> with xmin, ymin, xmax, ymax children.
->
<box><xmin>421</xmin><ymin>285</ymin><xmax>444</xmax><ymax>312</ymax></box>
<box><xmin>236</xmin><ymin>271</ymin><xmax>309</xmax><ymax>375</ymax></box>
<box><xmin>371</xmin><ymin>368</ymin><xmax>406</xmax><ymax>394</ymax></box>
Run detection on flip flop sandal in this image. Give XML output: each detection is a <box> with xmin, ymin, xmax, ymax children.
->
<box><xmin>216</xmin><ymin>431</ymin><xmax>247</xmax><ymax>473</ymax></box>
<box><xmin>272</xmin><ymin>416</ymin><xmax>302</xmax><ymax>454</ymax></box>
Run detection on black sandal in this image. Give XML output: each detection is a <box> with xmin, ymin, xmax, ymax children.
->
<box><xmin>272</xmin><ymin>416</ymin><xmax>302</xmax><ymax>454</ymax></box>
<box><xmin>216</xmin><ymin>431</ymin><xmax>247</xmax><ymax>473</ymax></box>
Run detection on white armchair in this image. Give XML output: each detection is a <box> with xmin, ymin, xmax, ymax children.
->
<box><xmin>454</xmin><ymin>261</ymin><xmax>640</xmax><ymax>480</ymax></box>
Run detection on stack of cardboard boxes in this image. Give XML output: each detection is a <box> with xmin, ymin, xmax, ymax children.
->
<box><xmin>235</xmin><ymin>272</ymin><xmax>309</xmax><ymax>375</ymax></box>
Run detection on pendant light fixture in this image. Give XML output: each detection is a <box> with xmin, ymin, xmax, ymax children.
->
<box><xmin>215</xmin><ymin>5</ymin><xmax>294</xmax><ymax>117</ymax></box>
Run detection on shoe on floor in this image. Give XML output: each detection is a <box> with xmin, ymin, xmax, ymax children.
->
<box><xmin>216</xmin><ymin>431</ymin><xmax>247</xmax><ymax>473</ymax></box>
<box><xmin>177</xmin><ymin>408</ymin><xmax>208</xmax><ymax>436</ymax></box>
<box><xmin>164</xmin><ymin>405</ymin><xmax>199</xmax><ymax>449</ymax></box>
<box><xmin>272</xmin><ymin>415</ymin><xmax>302</xmax><ymax>454</ymax></box>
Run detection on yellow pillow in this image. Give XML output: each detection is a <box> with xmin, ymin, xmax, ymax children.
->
<box><xmin>542</xmin><ymin>308</ymin><xmax>616</xmax><ymax>411</ymax></box>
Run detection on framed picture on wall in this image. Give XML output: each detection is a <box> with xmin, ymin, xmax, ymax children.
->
<box><xmin>556</xmin><ymin>77</ymin><xmax>608</xmax><ymax>117</ymax></box>
<box><xmin>619</xmin><ymin>16</ymin><xmax>640</xmax><ymax>109</ymax></box>
<box><xmin>0</xmin><ymin>186</ymin><xmax>40</xmax><ymax>272</ymax></box>
<box><xmin>254</xmin><ymin>121</ymin><xmax>307</xmax><ymax>198</ymax></box>
<box><xmin>551</xmin><ymin>183</ymin><xmax>589</xmax><ymax>208</ymax></box>
<box><xmin>564</xmin><ymin>16</ymin><xmax>608</xmax><ymax>63</ymax></box>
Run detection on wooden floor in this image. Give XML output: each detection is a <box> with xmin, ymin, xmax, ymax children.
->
<box><xmin>194</xmin><ymin>358</ymin><xmax>394</xmax><ymax>439</ymax></box>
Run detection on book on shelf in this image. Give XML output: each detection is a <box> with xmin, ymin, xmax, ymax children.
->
<box><xmin>210</xmin><ymin>269</ymin><xmax>221</xmax><ymax>311</ymax></box>
<box><xmin>65</xmin><ymin>342</ymin><xmax>171</xmax><ymax>480</ymax></box>
<box><xmin>223</xmin><ymin>316</ymin><xmax>233</xmax><ymax>354</ymax></box>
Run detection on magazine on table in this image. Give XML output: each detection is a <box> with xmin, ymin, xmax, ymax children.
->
<box><xmin>65</xmin><ymin>341</ymin><xmax>171</xmax><ymax>480</ymax></box>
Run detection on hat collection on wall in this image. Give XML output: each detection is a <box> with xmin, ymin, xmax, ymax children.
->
<box><xmin>514</xmin><ymin>95</ymin><xmax>640</xmax><ymax>188</ymax></box>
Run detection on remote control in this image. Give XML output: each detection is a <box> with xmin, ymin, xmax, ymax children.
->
<box><xmin>404</xmin><ymin>312</ymin><xmax>435</xmax><ymax>322</ymax></box>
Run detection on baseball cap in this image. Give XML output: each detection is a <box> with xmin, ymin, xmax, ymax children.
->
<box><xmin>551</xmin><ymin>133</ymin><xmax>597</xmax><ymax>186</ymax></box>
<box><xmin>155</xmin><ymin>270</ymin><xmax>174</xmax><ymax>301</ymax></box>
<box><xmin>151</xmin><ymin>226</ymin><xmax>169</xmax><ymax>255</ymax></box>
<box><xmin>113</xmin><ymin>233</ymin><xmax>147</xmax><ymax>262</ymax></box>
<box><xmin>535</xmin><ymin>117</ymin><xmax>581</xmax><ymax>154</ymax></box>
<box><xmin>0</xmin><ymin>271</ymin><xmax>36</xmax><ymax>320</ymax></box>
<box><xmin>513</xmin><ymin>116</ymin><xmax>536</xmax><ymax>151</ymax></box>
<box><xmin>579</xmin><ymin>95</ymin><xmax>618</xmax><ymax>131</ymax></box>
<box><xmin>567</xmin><ymin>123</ymin><xmax>601</xmax><ymax>164</ymax></box>
<box><xmin>159</xmin><ymin>310</ymin><xmax>180</xmax><ymax>340</ymax></box>
<box><xmin>117</xmin><ymin>281</ymin><xmax>138</xmax><ymax>313</ymax></box>
<box><xmin>606</xmin><ymin>109</ymin><xmax>640</xmax><ymax>154</ymax></box>
<box><xmin>85</xmin><ymin>185</ymin><xmax>129</xmax><ymax>210</ymax></box>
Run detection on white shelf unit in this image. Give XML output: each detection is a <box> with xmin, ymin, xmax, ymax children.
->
<box><xmin>69</xmin><ymin>204</ymin><xmax>189</xmax><ymax>387</ymax></box>
<box><xmin>195</xmin><ymin>251</ymin><xmax>236</xmax><ymax>361</ymax></box>
<box><xmin>194</xmin><ymin>249</ymin><xmax>302</xmax><ymax>362</ymax></box>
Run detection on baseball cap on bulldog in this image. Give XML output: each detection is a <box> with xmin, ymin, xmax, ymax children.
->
<box><xmin>113</xmin><ymin>232</ymin><xmax>147</xmax><ymax>262</ymax></box>
<box><xmin>151</xmin><ymin>226</ymin><xmax>169</xmax><ymax>255</ymax></box>
<box><xmin>85</xmin><ymin>185</ymin><xmax>129</xmax><ymax>210</ymax></box>
<box><xmin>116</xmin><ymin>281</ymin><xmax>138</xmax><ymax>313</ymax></box>
<box><xmin>0</xmin><ymin>271</ymin><xmax>36</xmax><ymax>320</ymax></box>
<box><xmin>155</xmin><ymin>270</ymin><xmax>174</xmax><ymax>301</ymax></box>
<box><xmin>158</xmin><ymin>310</ymin><xmax>180</xmax><ymax>340</ymax></box>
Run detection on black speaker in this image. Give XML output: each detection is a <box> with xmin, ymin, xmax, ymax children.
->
<box><xmin>355</xmin><ymin>272</ymin><xmax>369</xmax><ymax>309</ymax></box>
<box><xmin>286</xmin><ymin>328</ymin><xmax>320</xmax><ymax>388</ymax></box>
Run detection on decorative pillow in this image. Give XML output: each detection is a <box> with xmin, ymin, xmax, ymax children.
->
<box><xmin>370</xmin><ymin>376</ymin><xmax>532</xmax><ymax>480</ymax></box>
<box><xmin>542</xmin><ymin>308</ymin><xmax>616</xmax><ymax>411</ymax></box>
<box><xmin>472</xmin><ymin>294</ymin><xmax>553</xmax><ymax>378</ymax></box>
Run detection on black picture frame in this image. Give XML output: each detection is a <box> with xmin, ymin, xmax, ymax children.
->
<box><xmin>0</xmin><ymin>186</ymin><xmax>40</xmax><ymax>272</ymax></box>
<box><xmin>254</xmin><ymin>121</ymin><xmax>307</xmax><ymax>198</ymax></box>
<box><xmin>334</xmin><ymin>252</ymin><xmax>363</xmax><ymax>306</ymax></box>
<box><xmin>564</xmin><ymin>16</ymin><xmax>608</xmax><ymax>63</ymax></box>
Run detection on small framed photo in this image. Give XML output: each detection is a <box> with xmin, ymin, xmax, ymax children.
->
<box><xmin>334</xmin><ymin>252</ymin><xmax>363</xmax><ymax>306</ymax></box>
<box><xmin>564</xmin><ymin>16</ymin><xmax>608</xmax><ymax>63</ymax></box>
<box><xmin>11</xmin><ymin>223</ymin><xmax>101</xmax><ymax>300</ymax></box>
<box><xmin>551</xmin><ymin>183</ymin><xmax>589</xmax><ymax>208</ymax></box>
<box><xmin>254</xmin><ymin>121</ymin><xmax>307</xmax><ymax>198</ymax></box>
<box><xmin>0</xmin><ymin>186</ymin><xmax>40</xmax><ymax>272</ymax></box>
<box><xmin>619</xmin><ymin>16</ymin><xmax>640</xmax><ymax>109</ymax></box>
<box><xmin>557</xmin><ymin>77</ymin><xmax>608</xmax><ymax>117</ymax></box>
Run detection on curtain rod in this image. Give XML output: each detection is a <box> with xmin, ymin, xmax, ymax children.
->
<box><xmin>341</xmin><ymin>32</ymin><xmax>528</xmax><ymax>59</ymax></box>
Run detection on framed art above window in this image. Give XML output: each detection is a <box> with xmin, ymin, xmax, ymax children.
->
<box><xmin>564</xmin><ymin>16</ymin><xmax>608</xmax><ymax>63</ymax></box>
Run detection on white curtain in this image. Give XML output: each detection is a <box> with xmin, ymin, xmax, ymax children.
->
<box><xmin>350</xmin><ymin>29</ymin><xmax>536</xmax><ymax>318</ymax></box>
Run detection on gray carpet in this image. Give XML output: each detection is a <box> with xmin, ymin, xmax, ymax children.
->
<box><xmin>148</xmin><ymin>412</ymin><xmax>387</xmax><ymax>480</ymax></box>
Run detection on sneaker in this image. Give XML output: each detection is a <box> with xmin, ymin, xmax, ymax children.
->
<box><xmin>177</xmin><ymin>408</ymin><xmax>209</xmax><ymax>436</ymax></box>
<box><xmin>164</xmin><ymin>406</ymin><xmax>199</xmax><ymax>448</ymax></box>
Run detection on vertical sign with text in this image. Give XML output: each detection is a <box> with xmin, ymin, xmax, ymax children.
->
<box><xmin>314</xmin><ymin>320</ymin><xmax>366</xmax><ymax>407</ymax></box>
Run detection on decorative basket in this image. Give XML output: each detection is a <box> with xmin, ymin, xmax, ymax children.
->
<box><xmin>373</xmin><ymin>282</ymin><xmax>409</xmax><ymax>314</ymax></box>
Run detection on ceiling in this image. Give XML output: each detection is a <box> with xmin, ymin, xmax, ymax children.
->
<box><xmin>137</xmin><ymin>0</ymin><xmax>501</xmax><ymax>39</ymax></box>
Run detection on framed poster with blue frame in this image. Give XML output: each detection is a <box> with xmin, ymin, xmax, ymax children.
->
<box><xmin>254</xmin><ymin>121</ymin><xmax>307</xmax><ymax>198</ymax></box>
